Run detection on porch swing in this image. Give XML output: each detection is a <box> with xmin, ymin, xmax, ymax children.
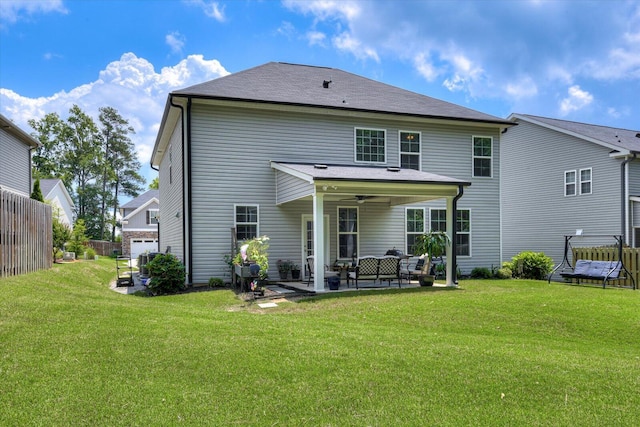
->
<box><xmin>547</xmin><ymin>234</ymin><xmax>636</xmax><ymax>289</ymax></box>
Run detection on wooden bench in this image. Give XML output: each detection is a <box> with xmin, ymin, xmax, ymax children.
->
<box><xmin>560</xmin><ymin>260</ymin><xmax>623</xmax><ymax>288</ymax></box>
<box><xmin>348</xmin><ymin>256</ymin><xmax>402</xmax><ymax>289</ymax></box>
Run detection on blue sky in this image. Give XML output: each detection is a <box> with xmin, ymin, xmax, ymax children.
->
<box><xmin>1</xmin><ymin>0</ymin><xmax>639</xmax><ymax>186</ymax></box>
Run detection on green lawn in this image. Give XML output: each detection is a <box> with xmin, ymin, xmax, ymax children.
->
<box><xmin>1</xmin><ymin>259</ymin><xmax>639</xmax><ymax>426</ymax></box>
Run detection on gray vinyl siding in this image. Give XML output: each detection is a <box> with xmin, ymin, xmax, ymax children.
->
<box><xmin>0</xmin><ymin>128</ymin><xmax>31</xmax><ymax>195</ymax></box>
<box><xmin>187</xmin><ymin>101</ymin><xmax>503</xmax><ymax>283</ymax></box>
<box><xmin>502</xmin><ymin>120</ymin><xmax>623</xmax><ymax>266</ymax></box>
<box><xmin>158</xmin><ymin>118</ymin><xmax>185</xmax><ymax>262</ymax></box>
<box><xmin>629</xmin><ymin>161</ymin><xmax>640</xmax><ymax>196</ymax></box>
<box><xmin>274</xmin><ymin>171</ymin><xmax>313</xmax><ymax>204</ymax></box>
<box><xmin>123</xmin><ymin>202</ymin><xmax>159</xmax><ymax>229</ymax></box>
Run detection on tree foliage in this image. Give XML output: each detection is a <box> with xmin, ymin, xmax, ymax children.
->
<box><xmin>29</xmin><ymin>105</ymin><xmax>145</xmax><ymax>241</ymax></box>
<box><xmin>31</xmin><ymin>179</ymin><xmax>44</xmax><ymax>202</ymax></box>
<box><xmin>149</xmin><ymin>176</ymin><xmax>159</xmax><ymax>189</ymax></box>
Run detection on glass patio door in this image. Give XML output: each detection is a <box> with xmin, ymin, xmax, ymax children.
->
<box><xmin>302</xmin><ymin>215</ymin><xmax>330</xmax><ymax>279</ymax></box>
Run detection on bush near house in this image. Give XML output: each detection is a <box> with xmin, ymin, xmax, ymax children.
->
<box><xmin>146</xmin><ymin>253</ymin><xmax>186</xmax><ymax>295</ymax></box>
<box><xmin>507</xmin><ymin>251</ymin><xmax>554</xmax><ymax>280</ymax></box>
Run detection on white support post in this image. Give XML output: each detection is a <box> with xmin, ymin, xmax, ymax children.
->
<box><xmin>313</xmin><ymin>192</ymin><xmax>326</xmax><ymax>292</ymax></box>
<box><xmin>445</xmin><ymin>196</ymin><xmax>455</xmax><ymax>286</ymax></box>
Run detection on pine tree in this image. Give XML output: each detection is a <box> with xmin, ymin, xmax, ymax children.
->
<box><xmin>31</xmin><ymin>178</ymin><xmax>44</xmax><ymax>202</ymax></box>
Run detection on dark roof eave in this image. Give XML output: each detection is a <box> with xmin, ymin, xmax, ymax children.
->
<box><xmin>170</xmin><ymin>93</ymin><xmax>514</xmax><ymax>127</ymax></box>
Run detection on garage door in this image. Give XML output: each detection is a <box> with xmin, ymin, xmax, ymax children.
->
<box><xmin>131</xmin><ymin>239</ymin><xmax>159</xmax><ymax>259</ymax></box>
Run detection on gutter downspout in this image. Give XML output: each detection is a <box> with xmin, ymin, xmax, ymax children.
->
<box><xmin>451</xmin><ymin>184</ymin><xmax>465</xmax><ymax>284</ymax></box>
<box><xmin>621</xmin><ymin>152</ymin><xmax>638</xmax><ymax>244</ymax></box>
<box><xmin>185</xmin><ymin>97</ymin><xmax>193</xmax><ymax>285</ymax></box>
<box><xmin>28</xmin><ymin>146</ymin><xmax>37</xmax><ymax>195</ymax></box>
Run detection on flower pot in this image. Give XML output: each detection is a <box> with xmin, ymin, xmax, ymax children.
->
<box><xmin>291</xmin><ymin>269</ymin><xmax>301</xmax><ymax>280</ymax></box>
<box><xmin>279</xmin><ymin>271</ymin><xmax>289</xmax><ymax>280</ymax></box>
<box><xmin>328</xmin><ymin>276</ymin><xmax>340</xmax><ymax>290</ymax></box>
<box><xmin>418</xmin><ymin>274</ymin><xmax>435</xmax><ymax>287</ymax></box>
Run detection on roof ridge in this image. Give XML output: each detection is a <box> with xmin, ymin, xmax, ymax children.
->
<box><xmin>519</xmin><ymin>113</ymin><xmax>639</xmax><ymax>133</ymax></box>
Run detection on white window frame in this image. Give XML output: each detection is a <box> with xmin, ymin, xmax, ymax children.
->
<box><xmin>429</xmin><ymin>208</ymin><xmax>472</xmax><ymax>257</ymax></box>
<box><xmin>399</xmin><ymin>130</ymin><xmax>421</xmax><ymax>170</ymax></box>
<box><xmin>405</xmin><ymin>207</ymin><xmax>425</xmax><ymax>254</ymax></box>
<box><xmin>147</xmin><ymin>209</ymin><xmax>159</xmax><ymax>225</ymax></box>
<box><xmin>579</xmin><ymin>167</ymin><xmax>592</xmax><ymax>195</ymax></box>
<box><xmin>565</xmin><ymin>170</ymin><xmax>577</xmax><ymax>196</ymax></box>
<box><xmin>234</xmin><ymin>204</ymin><xmax>259</xmax><ymax>241</ymax></box>
<box><xmin>337</xmin><ymin>206</ymin><xmax>359</xmax><ymax>259</ymax></box>
<box><xmin>472</xmin><ymin>136</ymin><xmax>493</xmax><ymax>178</ymax></box>
<box><xmin>354</xmin><ymin>127</ymin><xmax>387</xmax><ymax>164</ymax></box>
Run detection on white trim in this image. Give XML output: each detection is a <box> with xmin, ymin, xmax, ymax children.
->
<box><xmin>472</xmin><ymin>135</ymin><xmax>493</xmax><ymax>178</ymax></box>
<box><xmin>564</xmin><ymin>170</ymin><xmax>577</xmax><ymax>197</ymax></box>
<box><xmin>123</xmin><ymin>197</ymin><xmax>160</xmax><ymax>221</ymax></box>
<box><xmin>337</xmin><ymin>206</ymin><xmax>359</xmax><ymax>259</ymax></box>
<box><xmin>234</xmin><ymin>204</ymin><xmax>260</xmax><ymax>239</ymax></box>
<box><xmin>399</xmin><ymin>130</ymin><xmax>422</xmax><ymax>171</ymax></box>
<box><xmin>270</xmin><ymin>161</ymin><xmax>314</xmax><ymax>183</ymax></box>
<box><xmin>578</xmin><ymin>167</ymin><xmax>592</xmax><ymax>195</ymax></box>
<box><xmin>354</xmin><ymin>127</ymin><xmax>387</xmax><ymax>164</ymax></box>
<box><xmin>405</xmin><ymin>207</ymin><xmax>426</xmax><ymax>254</ymax></box>
<box><xmin>301</xmin><ymin>214</ymin><xmax>331</xmax><ymax>279</ymax></box>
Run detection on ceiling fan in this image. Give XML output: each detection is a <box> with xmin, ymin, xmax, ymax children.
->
<box><xmin>340</xmin><ymin>195</ymin><xmax>372</xmax><ymax>204</ymax></box>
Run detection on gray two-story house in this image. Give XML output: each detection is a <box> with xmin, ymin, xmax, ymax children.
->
<box><xmin>0</xmin><ymin>113</ymin><xmax>39</xmax><ymax>195</ymax></box>
<box><xmin>151</xmin><ymin>62</ymin><xmax>514</xmax><ymax>290</ymax></box>
<box><xmin>501</xmin><ymin>113</ymin><xmax>640</xmax><ymax>267</ymax></box>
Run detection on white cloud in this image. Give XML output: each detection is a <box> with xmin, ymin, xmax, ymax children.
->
<box><xmin>277</xmin><ymin>21</ymin><xmax>296</xmax><ymax>39</ymax></box>
<box><xmin>185</xmin><ymin>0</ymin><xmax>225</xmax><ymax>22</ymax></box>
<box><xmin>413</xmin><ymin>53</ymin><xmax>439</xmax><ymax>82</ymax></box>
<box><xmin>0</xmin><ymin>0</ymin><xmax>66</xmax><ymax>24</ymax></box>
<box><xmin>332</xmin><ymin>32</ymin><xmax>379</xmax><ymax>62</ymax></box>
<box><xmin>283</xmin><ymin>0</ymin><xmax>361</xmax><ymax>21</ymax></box>
<box><xmin>559</xmin><ymin>85</ymin><xmax>593</xmax><ymax>115</ymax></box>
<box><xmin>0</xmin><ymin>53</ymin><xmax>229</xmax><ymax>180</ymax></box>
<box><xmin>166</xmin><ymin>31</ymin><xmax>186</xmax><ymax>55</ymax></box>
<box><xmin>504</xmin><ymin>76</ymin><xmax>538</xmax><ymax>99</ymax></box>
<box><xmin>306</xmin><ymin>31</ymin><xmax>326</xmax><ymax>46</ymax></box>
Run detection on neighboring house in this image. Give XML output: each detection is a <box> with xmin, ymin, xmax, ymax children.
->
<box><xmin>119</xmin><ymin>190</ymin><xmax>160</xmax><ymax>259</ymax></box>
<box><xmin>501</xmin><ymin>113</ymin><xmax>640</xmax><ymax>267</ymax></box>
<box><xmin>0</xmin><ymin>113</ymin><xmax>39</xmax><ymax>195</ymax></box>
<box><xmin>150</xmin><ymin>62</ymin><xmax>514</xmax><ymax>290</ymax></box>
<box><xmin>39</xmin><ymin>179</ymin><xmax>75</xmax><ymax>228</ymax></box>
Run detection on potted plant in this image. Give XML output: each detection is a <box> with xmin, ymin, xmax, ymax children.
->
<box><xmin>233</xmin><ymin>236</ymin><xmax>270</xmax><ymax>290</ymax></box>
<box><xmin>412</xmin><ymin>231</ymin><xmax>451</xmax><ymax>286</ymax></box>
<box><xmin>277</xmin><ymin>259</ymin><xmax>292</xmax><ymax>280</ymax></box>
<box><xmin>290</xmin><ymin>263</ymin><xmax>301</xmax><ymax>280</ymax></box>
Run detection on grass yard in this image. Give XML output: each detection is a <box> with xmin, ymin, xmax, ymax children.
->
<box><xmin>1</xmin><ymin>258</ymin><xmax>639</xmax><ymax>426</ymax></box>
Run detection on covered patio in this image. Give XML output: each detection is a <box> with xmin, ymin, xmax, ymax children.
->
<box><xmin>271</xmin><ymin>162</ymin><xmax>471</xmax><ymax>292</ymax></box>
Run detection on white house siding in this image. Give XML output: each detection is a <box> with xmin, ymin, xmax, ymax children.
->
<box><xmin>186</xmin><ymin>102</ymin><xmax>503</xmax><ymax>283</ymax></box>
<box><xmin>502</xmin><ymin>120</ymin><xmax>623</xmax><ymax>266</ymax></box>
<box><xmin>158</xmin><ymin>117</ymin><xmax>185</xmax><ymax>263</ymax></box>
<box><xmin>0</xmin><ymin>128</ymin><xmax>31</xmax><ymax>195</ymax></box>
<box><xmin>46</xmin><ymin>184</ymin><xmax>74</xmax><ymax>228</ymax></box>
<box><xmin>275</xmin><ymin>170</ymin><xmax>313</xmax><ymax>204</ymax></box>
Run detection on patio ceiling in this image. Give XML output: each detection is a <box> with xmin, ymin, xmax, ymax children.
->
<box><xmin>271</xmin><ymin>161</ymin><xmax>471</xmax><ymax>206</ymax></box>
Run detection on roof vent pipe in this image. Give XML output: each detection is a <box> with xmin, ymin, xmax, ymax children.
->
<box><xmin>323</xmin><ymin>80</ymin><xmax>332</xmax><ymax>88</ymax></box>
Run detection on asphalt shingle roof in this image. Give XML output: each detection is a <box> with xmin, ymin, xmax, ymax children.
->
<box><xmin>174</xmin><ymin>62</ymin><xmax>512</xmax><ymax>125</ymax></box>
<box><xmin>120</xmin><ymin>189</ymin><xmax>159</xmax><ymax>209</ymax></box>
<box><xmin>516</xmin><ymin>114</ymin><xmax>640</xmax><ymax>152</ymax></box>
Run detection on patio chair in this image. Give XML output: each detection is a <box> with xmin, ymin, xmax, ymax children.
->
<box><xmin>378</xmin><ymin>255</ymin><xmax>402</xmax><ymax>287</ymax></box>
<box><xmin>347</xmin><ymin>256</ymin><xmax>379</xmax><ymax>289</ymax></box>
<box><xmin>306</xmin><ymin>256</ymin><xmax>339</xmax><ymax>287</ymax></box>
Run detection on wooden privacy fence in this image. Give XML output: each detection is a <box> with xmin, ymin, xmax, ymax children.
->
<box><xmin>1</xmin><ymin>187</ymin><xmax>52</xmax><ymax>278</ymax></box>
<box><xmin>88</xmin><ymin>240</ymin><xmax>122</xmax><ymax>256</ymax></box>
<box><xmin>571</xmin><ymin>247</ymin><xmax>640</xmax><ymax>288</ymax></box>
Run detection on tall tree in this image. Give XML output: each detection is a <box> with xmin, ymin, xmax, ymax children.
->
<box><xmin>31</xmin><ymin>178</ymin><xmax>44</xmax><ymax>202</ymax></box>
<box><xmin>64</xmin><ymin>105</ymin><xmax>103</xmax><ymax>237</ymax></box>
<box><xmin>97</xmin><ymin>107</ymin><xmax>144</xmax><ymax>241</ymax></box>
<box><xmin>29</xmin><ymin>112</ymin><xmax>68</xmax><ymax>180</ymax></box>
<box><xmin>149</xmin><ymin>176</ymin><xmax>159</xmax><ymax>189</ymax></box>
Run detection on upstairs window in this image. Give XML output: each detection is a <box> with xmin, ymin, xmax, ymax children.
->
<box><xmin>579</xmin><ymin>168</ymin><xmax>592</xmax><ymax>195</ymax></box>
<box><xmin>400</xmin><ymin>131</ymin><xmax>421</xmax><ymax>170</ymax></box>
<box><xmin>472</xmin><ymin>136</ymin><xmax>492</xmax><ymax>177</ymax></box>
<box><xmin>355</xmin><ymin>128</ymin><xmax>386</xmax><ymax>163</ymax></box>
<box><xmin>235</xmin><ymin>205</ymin><xmax>258</xmax><ymax>241</ymax></box>
<box><xmin>147</xmin><ymin>209</ymin><xmax>159</xmax><ymax>225</ymax></box>
<box><xmin>565</xmin><ymin>170</ymin><xmax>576</xmax><ymax>196</ymax></box>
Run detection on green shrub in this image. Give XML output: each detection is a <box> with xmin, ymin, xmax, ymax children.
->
<box><xmin>495</xmin><ymin>267</ymin><xmax>513</xmax><ymax>279</ymax></box>
<box><xmin>84</xmin><ymin>247</ymin><xmax>96</xmax><ymax>259</ymax></box>
<box><xmin>208</xmin><ymin>277</ymin><xmax>224</xmax><ymax>288</ymax></box>
<box><xmin>147</xmin><ymin>253</ymin><xmax>186</xmax><ymax>295</ymax></box>
<box><xmin>508</xmin><ymin>251</ymin><xmax>554</xmax><ymax>280</ymax></box>
<box><xmin>471</xmin><ymin>267</ymin><xmax>492</xmax><ymax>279</ymax></box>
